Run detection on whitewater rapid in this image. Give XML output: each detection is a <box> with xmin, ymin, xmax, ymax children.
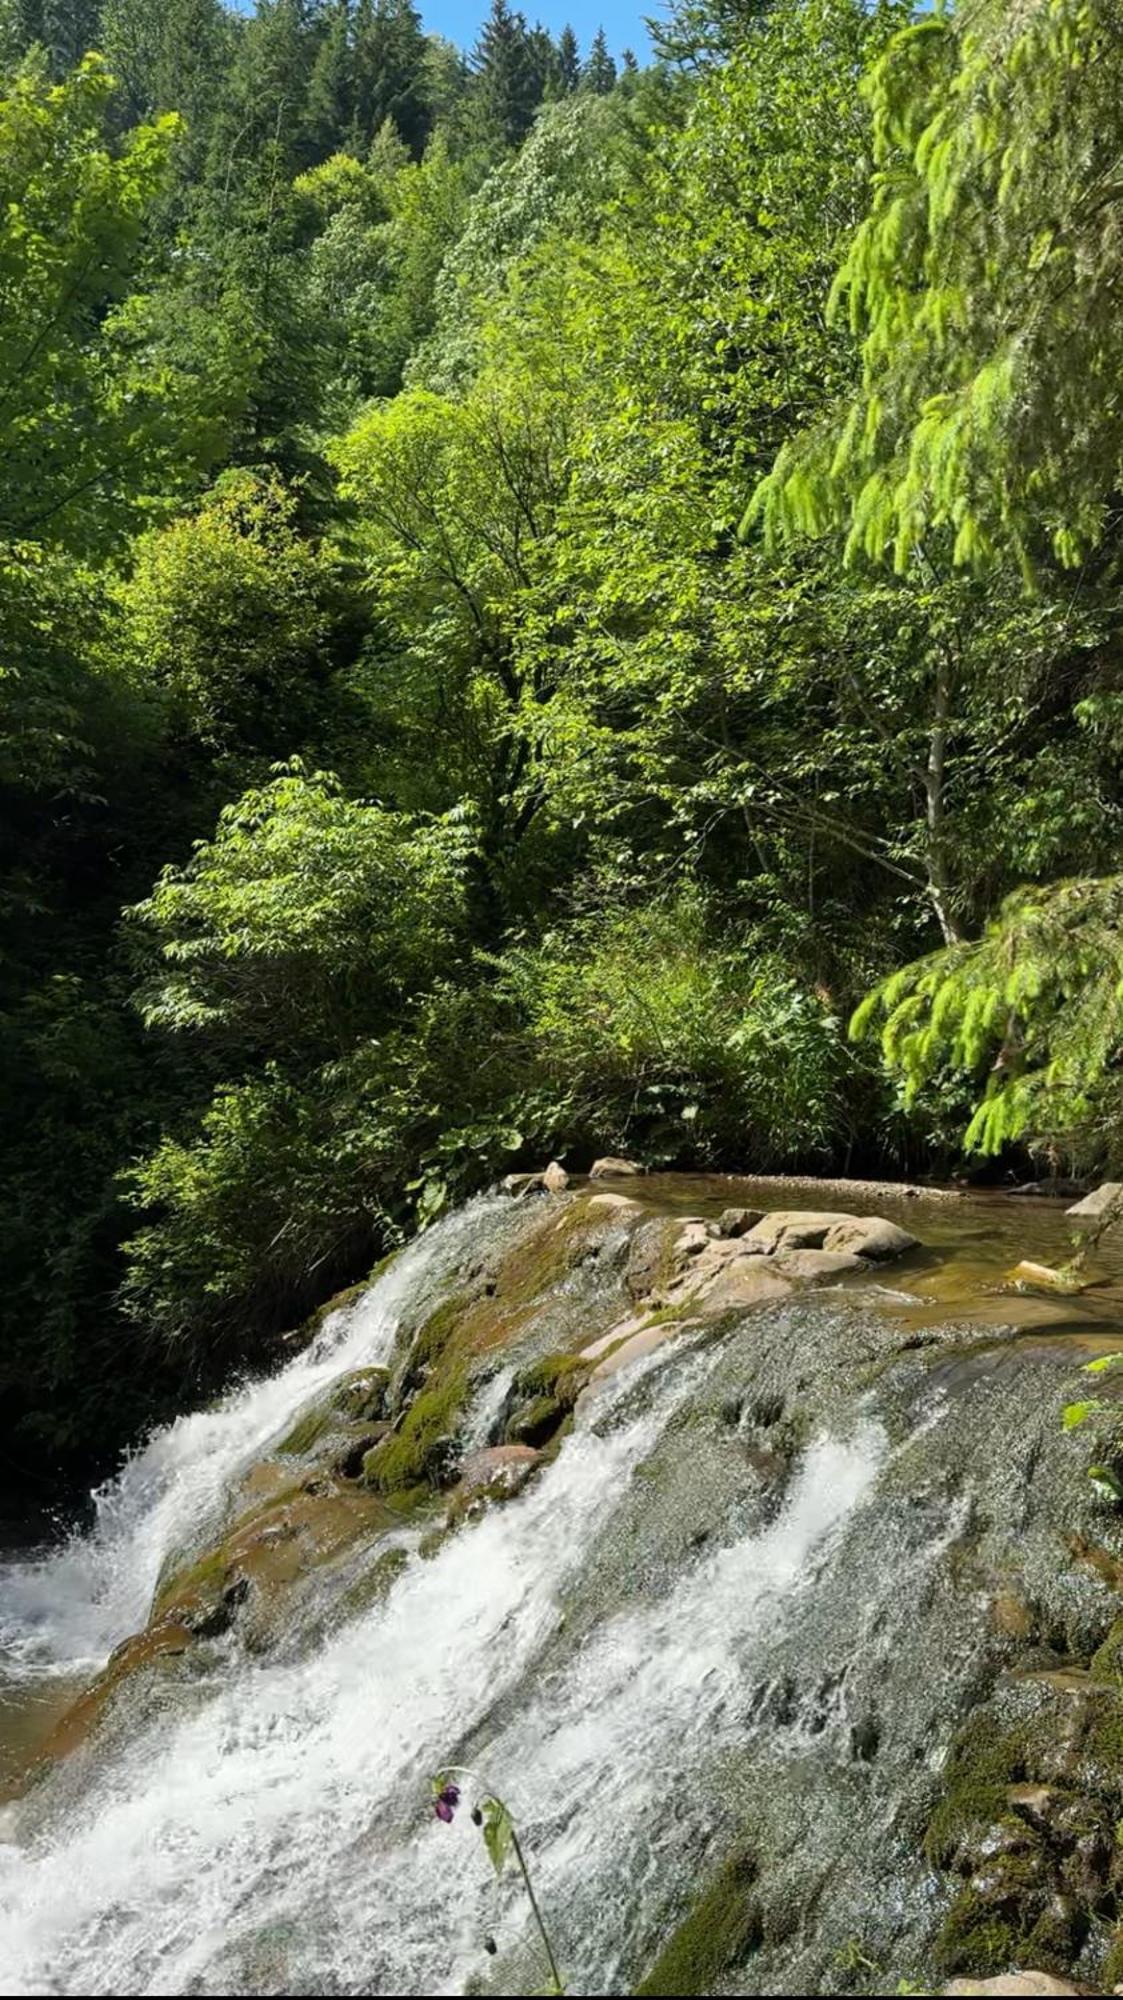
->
<box><xmin>0</xmin><ymin>1199</ymin><xmax>887</xmax><ymax>1995</ymax></box>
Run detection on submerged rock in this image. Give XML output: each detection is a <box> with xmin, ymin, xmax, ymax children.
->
<box><xmin>1009</xmin><ymin>1261</ymin><xmax>1088</xmax><ymax>1295</ymax></box>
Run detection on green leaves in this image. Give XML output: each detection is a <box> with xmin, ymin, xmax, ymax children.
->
<box><xmin>754</xmin><ymin>0</ymin><xmax>1123</xmax><ymax>575</ymax></box>
<box><xmin>851</xmin><ymin>876</ymin><xmax>1123</xmax><ymax>1167</ymax></box>
<box><xmin>481</xmin><ymin>1796</ymin><xmax>514</xmax><ymax>1876</ymax></box>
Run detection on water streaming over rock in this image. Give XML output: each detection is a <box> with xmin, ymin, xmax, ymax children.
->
<box><xmin>0</xmin><ymin>1198</ymin><xmax>516</xmax><ymax>1680</ymax></box>
<box><xmin>3</xmin><ymin>1184</ymin><xmax>1123</xmax><ymax>1996</ymax></box>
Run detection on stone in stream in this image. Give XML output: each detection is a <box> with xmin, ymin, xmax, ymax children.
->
<box><xmin>1008</xmin><ymin>1259</ymin><xmax>1087</xmax><ymax>1295</ymax></box>
<box><xmin>589</xmin><ymin>1155</ymin><xmax>645</xmax><ymax>1178</ymax></box>
<box><xmin>717</xmin><ymin>1206</ymin><xmax>764</xmax><ymax>1237</ymax></box>
<box><xmin>542</xmin><ymin>1160</ymin><xmax>569</xmax><ymax>1192</ymax></box>
<box><xmin>1066</xmin><ymin>1181</ymin><xmax>1123</xmax><ymax>1220</ymax></box>
<box><xmin>942</xmin><ymin>1978</ymin><xmax>1092</xmax><ymax>1996</ymax></box>
<box><xmin>741</xmin><ymin>1209</ymin><xmax>919</xmax><ymax>1260</ymax></box>
<box><xmin>822</xmin><ymin>1215</ymin><xmax>919</xmax><ymax>1260</ymax></box>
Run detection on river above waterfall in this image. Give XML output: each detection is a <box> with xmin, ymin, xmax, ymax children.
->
<box><xmin>4</xmin><ymin>1175</ymin><xmax>1123</xmax><ymax>1996</ymax></box>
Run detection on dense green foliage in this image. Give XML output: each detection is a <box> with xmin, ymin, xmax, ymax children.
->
<box><xmin>7</xmin><ymin>0</ymin><xmax>1123</xmax><ymax>1489</ymax></box>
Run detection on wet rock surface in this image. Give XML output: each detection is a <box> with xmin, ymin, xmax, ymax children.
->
<box><xmin>6</xmin><ymin>1179</ymin><xmax>1123</xmax><ymax>1998</ymax></box>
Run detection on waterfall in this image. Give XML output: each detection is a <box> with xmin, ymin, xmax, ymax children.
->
<box><xmin>0</xmin><ymin>1198</ymin><xmax>512</xmax><ymax>1680</ymax></box>
<box><xmin>1</xmin><ymin>1191</ymin><xmax>1112</xmax><ymax>1997</ymax></box>
<box><xmin>0</xmin><ymin>1346</ymin><xmax>882</xmax><ymax>1995</ymax></box>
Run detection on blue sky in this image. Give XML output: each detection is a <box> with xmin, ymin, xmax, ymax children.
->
<box><xmin>422</xmin><ymin>0</ymin><xmax>658</xmax><ymax>60</ymax></box>
<box><xmin>230</xmin><ymin>2</ymin><xmax>659</xmax><ymax>64</ymax></box>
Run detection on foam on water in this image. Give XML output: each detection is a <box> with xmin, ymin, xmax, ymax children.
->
<box><xmin>0</xmin><ymin>1315</ymin><xmax>883</xmax><ymax>1998</ymax></box>
<box><xmin>0</xmin><ymin>1199</ymin><xmax>505</xmax><ymax>1679</ymax></box>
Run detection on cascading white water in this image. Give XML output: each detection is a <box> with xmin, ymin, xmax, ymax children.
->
<box><xmin>0</xmin><ymin>1198</ymin><xmax>509</xmax><ymax>1680</ymax></box>
<box><xmin>0</xmin><ymin>1282</ymin><xmax>885</xmax><ymax>1999</ymax></box>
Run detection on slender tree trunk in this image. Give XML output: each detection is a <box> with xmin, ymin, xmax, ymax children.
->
<box><xmin>924</xmin><ymin>652</ymin><xmax>965</xmax><ymax>945</ymax></box>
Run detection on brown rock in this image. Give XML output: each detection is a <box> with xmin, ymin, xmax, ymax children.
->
<box><xmin>942</xmin><ymin>1977</ymin><xmax>1091</xmax><ymax>1996</ymax></box>
<box><xmin>624</xmin><ymin>1217</ymin><xmax>675</xmax><ymax>1298</ymax></box>
<box><xmin>458</xmin><ymin>1445</ymin><xmax>540</xmax><ymax>1495</ymax></box>
<box><xmin>589</xmin><ymin>1156</ymin><xmax>645</xmax><ymax>1178</ymax></box>
<box><xmin>543</xmin><ymin>1160</ymin><xmax>569</xmax><ymax>1192</ymax></box>
<box><xmin>674</xmin><ymin>1219</ymin><xmax>713</xmax><ymax>1261</ymax></box>
<box><xmin>822</xmin><ymin>1216</ymin><xmax>918</xmax><ymax>1260</ymax></box>
<box><xmin>717</xmin><ymin>1207</ymin><xmax>765</xmax><ymax>1238</ymax></box>
<box><xmin>772</xmin><ymin>1248</ymin><xmax>866</xmax><ymax>1281</ymax></box>
<box><xmin>584</xmin><ymin>1319</ymin><xmax>690</xmax><ymax>1385</ymax></box>
<box><xmin>743</xmin><ymin>1210</ymin><xmax>851</xmax><ymax>1254</ymax></box>
<box><xmin>588</xmin><ymin>1190</ymin><xmax>643</xmax><ymax>1217</ymax></box>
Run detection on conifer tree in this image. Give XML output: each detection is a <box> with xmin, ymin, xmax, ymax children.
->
<box><xmin>16</xmin><ymin>0</ymin><xmax>99</xmax><ymax>74</ymax></box>
<box><xmin>470</xmin><ymin>0</ymin><xmax>541</xmax><ymax>151</ymax></box>
<box><xmin>305</xmin><ymin>0</ymin><xmax>353</xmax><ymax>159</ymax></box>
<box><xmin>555</xmin><ymin>23</ymin><xmax>580</xmax><ymax>92</ymax></box>
<box><xmin>352</xmin><ymin>0</ymin><xmax>431</xmax><ymax>157</ymax></box>
<box><xmin>581</xmin><ymin>26</ymin><xmax>616</xmax><ymax>94</ymax></box>
<box><xmin>753</xmin><ymin>0</ymin><xmax>1123</xmax><ymax>580</ymax></box>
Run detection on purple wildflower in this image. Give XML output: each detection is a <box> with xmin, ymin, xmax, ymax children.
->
<box><xmin>434</xmin><ymin>1782</ymin><xmax>460</xmax><ymax>1823</ymax></box>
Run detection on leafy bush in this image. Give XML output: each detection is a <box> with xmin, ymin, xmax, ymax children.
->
<box><xmin>497</xmin><ymin>894</ymin><xmax>858</xmax><ymax>1167</ymax></box>
<box><xmin>852</xmin><ymin>875</ymin><xmax>1123</xmax><ymax>1170</ymax></box>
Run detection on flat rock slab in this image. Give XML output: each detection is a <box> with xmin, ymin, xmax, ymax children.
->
<box><xmin>943</xmin><ymin>1976</ymin><xmax>1092</xmax><ymax>1996</ymax></box>
<box><xmin>585</xmin><ymin>1319</ymin><xmax>691</xmax><ymax>1385</ymax></box>
<box><xmin>586</xmin><ymin>1191</ymin><xmax>643</xmax><ymax>1216</ymax></box>
<box><xmin>1067</xmin><ymin>1180</ymin><xmax>1123</xmax><ymax>1219</ymax></box>
<box><xmin>589</xmin><ymin>1156</ymin><xmax>645</xmax><ymax>1178</ymax></box>
<box><xmin>772</xmin><ymin>1247</ymin><xmax>866</xmax><ymax>1280</ymax></box>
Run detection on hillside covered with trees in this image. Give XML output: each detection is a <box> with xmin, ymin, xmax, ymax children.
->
<box><xmin>4</xmin><ymin>0</ymin><xmax>1123</xmax><ymax>1492</ymax></box>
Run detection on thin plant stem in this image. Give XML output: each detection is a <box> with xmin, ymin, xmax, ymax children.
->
<box><xmin>509</xmin><ymin>1822</ymin><xmax>564</xmax><ymax>1995</ymax></box>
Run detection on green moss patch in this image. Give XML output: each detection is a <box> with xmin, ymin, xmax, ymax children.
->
<box><xmin>635</xmin><ymin>1843</ymin><xmax>761</xmax><ymax>1996</ymax></box>
<box><xmin>363</xmin><ymin>1372</ymin><xmax>470</xmax><ymax>1493</ymax></box>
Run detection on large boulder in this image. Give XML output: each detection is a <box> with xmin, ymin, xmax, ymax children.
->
<box><xmin>738</xmin><ymin>1210</ymin><xmax>917</xmax><ymax>1261</ymax></box>
<box><xmin>822</xmin><ymin>1216</ymin><xmax>919</xmax><ymax>1261</ymax></box>
<box><xmin>743</xmin><ymin>1211</ymin><xmax>852</xmax><ymax>1254</ymax></box>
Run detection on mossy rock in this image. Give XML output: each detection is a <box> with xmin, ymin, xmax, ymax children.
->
<box><xmin>411</xmin><ymin>1294</ymin><xmax>466</xmax><ymax>1368</ymax></box>
<box><xmin>330</xmin><ymin>1368</ymin><xmax>389</xmax><ymax>1423</ymax></box>
<box><xmin>275</xmin><ymin>1403</ymin><xmax>337</xmax><ymax>1457</ymax></box>
<box><xmin>504</xmin><ymin>1394</ymin><xmax>565</xmax><ymax>1448</ymax></box>
<box><xmin>275</xmin><ymin>1370</ymin><xmax>389</xmax><ymax>1458</ymax></box>
<box><xmin>1090</xmin><ymin>1612</ymin><xmax>1123</xmax><ymax>1683</ymax></box>
<box><xmin>635</xmin><ymin>1842</ymin><xmax>760</xmax><ymax>1995</ymax></box>
<box><xmin>513</xmin><ymin>1351</ymin><xmax>592</xmax><ymax>1408</ymax></box>
<box><xmin>337</xmin><ymin>1545</ymin><xmax>409</xmax><ymax>1622</ymax></box>
<box><xmin>924</xmin><ymin>1713</ymin><xmax>1037</xmax><ymax>1867</ymax></box>
<box><xmin>363</xmin><ymin>1372</ymin><xmax>469</xmax><ymax>1494</ymax></box>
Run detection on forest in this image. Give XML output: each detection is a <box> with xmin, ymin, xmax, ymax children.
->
<box><xmin>4</xmin><ymin>0</ymin><xmax>1123</xmax><ymax>1495</ymax></box>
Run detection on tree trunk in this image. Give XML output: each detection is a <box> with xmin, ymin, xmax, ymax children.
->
<box><xmin>924</xmin><ymin>653</ymin><xmax>965</xmax><ymax>945</ymax></box>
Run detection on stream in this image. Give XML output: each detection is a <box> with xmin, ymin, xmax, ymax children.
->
<box><xmin>3</xmin><ymin>1177</ymin><xmax>1123</xmax><ymax>1995</ymax></box>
